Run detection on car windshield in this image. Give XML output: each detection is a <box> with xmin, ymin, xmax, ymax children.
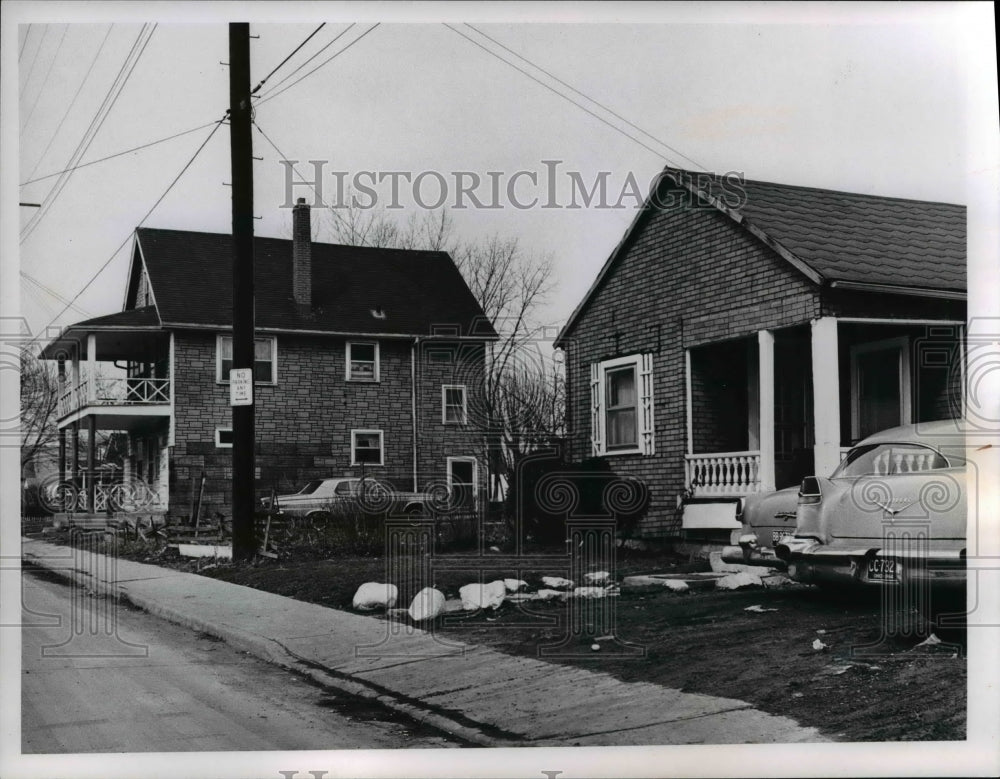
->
<box><xmin>833</xmin><ymin>443</ymin><xmax>962</xmax><ymax>477</ymax></box>
<box><xmin>297</xmin><ymin>480</ymin><xmax>324</xmax><ymax>495</ymax></box>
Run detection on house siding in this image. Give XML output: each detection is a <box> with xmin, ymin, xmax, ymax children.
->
<box><xmin>561</xmin><ymin>189</ymin><xmax>821</xmax><ymax>538</ymax></box>
<box><xmin>168</xmin><ymin>331</ymin><xmax>487</xmax><ymax>519</ymax></box>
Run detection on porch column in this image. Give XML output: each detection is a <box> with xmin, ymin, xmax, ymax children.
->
<box><xmin>684</xmin><ymin>349</ymin><xmax>693</xmax><ymax>456</ymax></box>
<box><xmin>87</xmin><ymin>416</ymin><xmax>97</xmax><ymax>513</ymax></box>
<box><xmin>58</xmin><ymin>429</ymin><xmax>67</xmax><ymax>485</ymax></box>
<box><xmin>86</xmin><ymin>334</ymin><xmax>97</xmax><ymax>403</ymax></box>
<box><xmin>811</xmin><ymin>317</ymin><xmax>841</xmax><ymax>477</ymax></box>
<box><xmin>757</xmin><ymin>330</ymin><xmax>775</xmax><ymax>492</ymax></box>
<box><xmin>70</xmin><ymin>422</ymin><xmax>79</xmax><ymax>484</ymax></box>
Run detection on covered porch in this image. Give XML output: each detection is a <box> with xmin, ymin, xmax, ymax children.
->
<box><xmin>683</xmin><ymin>316</ymin><xmax>964</xmax><ymax>514</ymax></box>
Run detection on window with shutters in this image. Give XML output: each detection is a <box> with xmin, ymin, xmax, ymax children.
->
<box><xmin>590</xmin><ymin>354</ymin><xmax>655</xmax><ymax>456</ymax></box>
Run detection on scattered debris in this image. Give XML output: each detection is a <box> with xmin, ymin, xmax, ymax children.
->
<box><xmin>595</xmin><ymin>634</ymin><xmax>615</xmax><ymax>641</ymax></box>
<box><xmin>915</xmin><ymin>633</ymin><xmax>942</xmax><ymax>648</ymax></box>
<box><xmin>408</xmin><ymin>587</ymin><xmax>445</xmax><ymax>621</ymax></box>
<box><xmin>590</xmin><ymin>643</ymin><xmax>601</xmax><ymax>651</ymax></box>
<box><xmin>812</xmin><ymin>638</ymin><xmax>829</xmax><ymax>651</ymax></box>
<box><xmin>541</xmin><ymin>576</ymin><xmax>574</xmax><ymax>589</ymax></box>
<box><xmin>352</xmin><ymin>582</ymin><xmax>398</xmax><ymax>610</ymax></box>
<box><xmin>503</xmin><ymin>578</ymin><xmax>528</xmax><ymax>592</ymax></box>
<box><xmin>744</xmin><ymin>604</ymin><xmax>778</xmax><ymax>613</ymax></box>
<box><xmin>535</xmin><ymin>589</ymin><xmax>565</xmax><ymax>601</ymax></box>
<box><xmin>584</xmin><ymin>571</ymin><xmax>611</xmax><ymax>585</ymax></box>
<box><xmin>569</xmin><ymin>586</ymin><xmax>608</xmax><ymax>599</ymax></box>
<box><xmin>715</xmin><ymin>572</ymin><xmax>763</xmax><ymax>590</ymax></box>
<box><xmin>177</xmin><ymin>543</ymin><xmax>232</xmax><ymax>559</ymax></box>
<box><xmin>816</xmin><ymin>629</ymin><xmax>827</xmax><ymax>635</ymax></box>
<box><xmin>442</xmin><ymin>598</ymin><xmax>465</xmax><ymax>613</ymax></box>
<box><xmin>488</xmin><ymin>546</ymin><xmax>501</xmax><ymax>553</ymax></box>
<box><xmin>815</xmin><ymin>663</ymin><xmax>852</xmax><ymax>677</ymax></box>
<box><xmin>459</xmin><ymin>580</ymin><xmax>506</xmax><ymax>611</ymax></box>
<box><xmin>791</xmin><ymin>692</ymin><xmax>805</xmax><ymax>698</ymax></box>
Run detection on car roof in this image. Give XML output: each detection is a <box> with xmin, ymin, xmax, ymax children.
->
<box><xmin>857</xmin><ymin>420</ymin><xmax>970</xmax><ymax>448</ymax></box>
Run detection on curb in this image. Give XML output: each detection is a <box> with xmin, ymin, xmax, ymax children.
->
<box><xmin>21</xmin><ymin>542</ymin><xmax>521</xmax><ymax>748</ymax></box>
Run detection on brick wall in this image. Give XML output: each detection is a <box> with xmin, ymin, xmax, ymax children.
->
<box><xmin>168</xmin><ymin>331</ymin><xmax>488</xmax><ymax>519</ymax></box>
<box><xmin>560</xmin><ymin>185</ymin><xmax>822</xmax><ymax>538</ymax></box>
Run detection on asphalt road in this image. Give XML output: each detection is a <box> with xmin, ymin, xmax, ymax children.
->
<box><xmin>21</xmin><ymin>568</ymin><xmax>461</xmax><ymax>752</ymax></box>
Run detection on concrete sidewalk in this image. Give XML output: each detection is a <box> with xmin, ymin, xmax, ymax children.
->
<box><xmin>21</xmin><ymin>538</ymin><xmax>827</xmax><ymax>746</ymax></box>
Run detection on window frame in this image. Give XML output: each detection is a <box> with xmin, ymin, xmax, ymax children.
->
<box><xmin>216</xmin><ymin>334</ymin><xmax>278</xmax><ymax>385</ymax></box>
<box><xmin>441</xmin><ymin>384</ymin><xmax>468</xmax><ymax>424</ymax></box>
<box><xmin>591</xmin><ymin>353</ymin><xmax>654</xmax><ymax>457</ymax></box>
<box><xmin>350</xmin><ymin>429</ymin><xmax>385</xmax><ymax>466</ymax></box>
<box><xmin>346</xmin><ymin>341</ymin><xmax>380</xmax><ymax>382</ymax></box>
<box><xmin>215</xmin><ymin>427</ymin><xmax>234</xmax><ymax>448</ymax></box>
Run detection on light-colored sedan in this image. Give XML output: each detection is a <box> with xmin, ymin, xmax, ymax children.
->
<box><xmin>725</xmin><ymin>421</ymin><xmax>968</xmax><ymax>599</ymax></box>
<box><xmin>260</xmin><ymin>477</ymin><xmax>426</xmax><ymax>519</ymax></box>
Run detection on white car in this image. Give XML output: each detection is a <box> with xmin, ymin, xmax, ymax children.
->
<box><xmin>260</xmin><ymin>477</ymin><xmax>426</xmax><ymax>519</ymax></box>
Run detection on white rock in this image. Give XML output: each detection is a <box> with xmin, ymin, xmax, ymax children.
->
<box><xmin>916</xmin><ymin>633</ymin><xmax>942</xmax><ymax>647</ymax></box>
<box><xmin>584</xmin><ymin>571</ymin><xmax>611</xmax><ymax>585</ymax></box>
<box><xmin>744</xmin><ymin>604</ymin><xmax>778</xmax><ymax>613</ymax></box>
<box><xmin>541</xmin><ymin>576</ymin><xmax>574</xmax><ymax>589</ymax></box>
<box><xmin>459</xmin><ymin>580</ymin><xmax>507</xmax><ymax>610</ymax></box>
<box><xmin>408</xmin><ymin>587</ymin><xmax>445</xmax><ymax>621</ymax></box>
<box><xmin>503</xmin><ymin>578</ymin><xmax>528</xmax><ymax>592</ymax></box>
<box><xmin>590</xmin><ymin>643</ymin><xmax>601</xmax><ymax>651</ymax></box>
<box><xmin>352</xmin><ymin>582</ymin><xmax>398</xmax><ymax>610</ymax></box>
<box><xmin>535</xmin><ymin>589</ymin><xmax>565</xmax><ymax>601</ymax></box>
<box><xmin>812</xmin><ymin>638</ymin><xmax>829</xmax><ymax>651</ymax></box>
<box><xmin>659</xmin><ymin>578</ymin><xmax>689</xmax><ymax>592</ymax></box>
<box><xmin>715</xmin><ymin>572</ymin><xmax>763</xmax><ymax>590</ymax></box>
<box><xmin>570</xmin><ymin>586</ymin><xmax>607</xmax><ymax>599</ymax></box>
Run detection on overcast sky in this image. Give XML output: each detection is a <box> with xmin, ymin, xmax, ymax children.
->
<box><xmin>4</xmin><ymin>2</ymin><xmax>998</xmax><ymax>342</ymax></box>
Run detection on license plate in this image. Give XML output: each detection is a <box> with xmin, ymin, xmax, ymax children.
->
<box><xmin>771</xmin><ymin>530</ymin><xmax>786</xmax><ymax>545</ymax></box>
<box><xmin>867</xmin><ymin>558</ymin><xmax>898</xmax><ymax>581</ymax></box>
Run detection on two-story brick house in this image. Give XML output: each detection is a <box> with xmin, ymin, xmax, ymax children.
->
<box><xmin>555</xmin><ymin>168</ymin><xmax>965</xmax><ymax>541</ymax></box>
<box><xmin>41</xmin><ymin>201</ymin><xmax>497</xmax><ymax>519</ymax></box>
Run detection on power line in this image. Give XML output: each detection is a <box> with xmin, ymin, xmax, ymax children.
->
<box><xmin>19</xmin><ymin>24</ymin><xmax>32</xmax><ymax>60</ymax></box>
<box><xmin>21</xmin><ymin>24</ymin><xmax>157</xmax><ymax>244</ymax></box>
<box><xmin>20</xmin><ymin>24</ymin><xmax>50</xmax><ymax>90</ymax></box>
<box><xmin>29</xmin><ymin>118</ymin><xmax>225</xmax><ymax>344</ymax></box>
<box><xmin>21</xmin><ymin>24</ymin><xmax>69</xmax><ymax>133</ymax></box>
<box><xmin>22</xmin><ymin>119</ymin><xmax>219</xmax><ymax>187</ymax></box>
<box><xmin>255</xmin><ymin>23</ymin><xmax>355</xmax><ymax>99</ymax></box>
<box><xmin>255</xmin><ymin>24</ymin><xmax>380</xmax><ymax>108</ymax></box>
<box><xmin>251</xmin><ymin>23</ymin><xmax>326</xmax><ymax>95</ymax></box>
<box><xmin>25</xmin><ymin>24</ymin><xmax>115</xmax><ymax>183</ymax></box>
<box><xmin>20</xmin><ymin>271</ymin><xmax>92</xmax><ymax>317</ymax></box>
<box><xmin>463</xmin><ymin>23</ymin><xmax>707</xmax><ymax>173</ymax></box>
<box><xmin>443</xmin><ymin>23</ymin><xmax>696</xmax><ymax>172</ymax></box>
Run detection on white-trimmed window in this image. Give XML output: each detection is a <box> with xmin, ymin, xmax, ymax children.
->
<box><xmin>217</xmin><ymin>335</ymin><xmax>277</xmax><ymax>384</ymax></box>
<box><xmin>442</xmin><ymin>385</ymin><xmax>467</xmax><ymax>424</ymax></box>
<box><xmin>351</xmin><ymin>429</ymin><xmax>384</xmax><ymax>465</ymax></box>
<box><xmin>215</xmin><ymin>428</ymin><xmax>234</xmax><ymax>448</ymax></box>
<box><xmin>346</xmin><ymin>342</ymin><xmax>379</xmax><ymax>382</ymax></box>
<box><xmin>590</xmin><ymin>354</ymin><xmax>655</xmax><ymax>456</ymax></box>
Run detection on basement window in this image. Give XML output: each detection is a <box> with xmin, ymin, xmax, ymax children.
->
<box><xmin>215</xmin><ymin>428</ymin><xmax>234</xmax><ymax>448</ymax></box>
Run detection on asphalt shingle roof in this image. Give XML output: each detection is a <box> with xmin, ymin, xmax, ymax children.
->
<box><xmin>135</xmin><ymin>228</ymin><xmax>496</xmax><ymax>338</ymax></box>
<box><xmin>671</xmin><ymin>169</ymin><xmax>967</xmax><ymax>290</ymax></box>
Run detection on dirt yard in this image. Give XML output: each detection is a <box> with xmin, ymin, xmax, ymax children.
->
<box><xmin>193</xmin><ymin>551</ymin><xmax>966</xmax><ymax>742</ymax></box>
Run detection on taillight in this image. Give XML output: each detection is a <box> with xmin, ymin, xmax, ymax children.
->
<box><xmin>798</xmin><ymin>476</ymin><xmax>822</xmax><ymax>505</ymax></box>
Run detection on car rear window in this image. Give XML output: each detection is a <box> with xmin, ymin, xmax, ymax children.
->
<box><xmin>834</xmin><ymin>443</ymin><xmax>961</xmax><ymax>477</ymax></box>
<box><xmin>298</xmin><ymin>480</ymin><xmax>323</xmax><ymax>495</ymax></box>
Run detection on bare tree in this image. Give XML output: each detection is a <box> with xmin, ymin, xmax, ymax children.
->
<box><xmin>20</xmin><ymin>346</ymin><xmax>60</xmax><ymax>473</ymax></box>
<box><xmin>320</xmin><ymin>202</ymin><xmax>563</xmax><ymax>499</ymax></box>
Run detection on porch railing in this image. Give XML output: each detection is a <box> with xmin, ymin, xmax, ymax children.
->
<box><xmin>685</xmin><ymin>451</ymin><xmax>761</xmax><ymax>496</ymax></box>
<box><xmin>57</xmin><ymin>376</ymin><xmax>170</xmax><ymax>417</ymax></box>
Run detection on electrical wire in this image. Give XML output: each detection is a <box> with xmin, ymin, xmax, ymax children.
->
<box><xmin>19</xmin><ymin>24</ymin><xmax>33</xmax><ymax>60</ymax></box>
<box><xmin>444</xmin><ymin>23</ymin><xmax>692</xmax><ymax>172</ymax></box>
<box><xmin>463</xmin><ymin>23</ymin><xmax>707</xmax><ymax>173</ymax></box>
<box><xmin>21</xmin><ymin>24</ymin><xmax>69</xmax><ymax>132</ymax></box>
<box><xmin>21</xmin><ymin>272</ymin><xmax>92</xmax><ymax>317</ymax></box>
<box><xmin>21</xmin><ymin>24</ymin><xmax>157</xmax><ymax>244</ymax></box>
<box><xmin>25</xmin><ymin>24</ymin><xmax>115</xmax><ymax>183</ymax></box>
<box><xmin>251</xmin><ymin>23</ymin><xmax>326</xmax><ymax>95</ymax></box>
<box><xmin>28</xmin><ymin>118</ymin><xmax>225</xmax><ymax>344</ymax></box>
<box><xmin>254</xmin><ymin>23</ymin><xmax>355</xmax><ymax>99</ymax></box>
<box><xmin>255</xmin><ymin>24</ymin><xmax>380</xmax><ymax>108</ymax></box>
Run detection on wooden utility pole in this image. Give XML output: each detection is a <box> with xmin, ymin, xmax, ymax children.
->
<box><xmin>229</xmin><ymin>23</ymin><xmax>256</xmax><ymax>560</ymax></box>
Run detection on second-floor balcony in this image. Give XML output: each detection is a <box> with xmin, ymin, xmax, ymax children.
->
<box><xmin>58</xmin><ymin>375</ymin><xmax>170</xmax><ymax>419</ymax></box>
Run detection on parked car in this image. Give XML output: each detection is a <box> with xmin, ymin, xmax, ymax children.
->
<box><xmin>260</xmin><ymin>477</ymin><xmax>428</xmax><ymax>519</ymax></box>
<box><xmin>725</xmin><ymin>421</ymin><xmax>967</xmax><ymax>603</ymax></box>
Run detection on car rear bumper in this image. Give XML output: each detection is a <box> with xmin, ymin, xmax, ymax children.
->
<box><xmin>779</xmin><ymin>537</ymin><xmax>965</xmax><ymax>589</ymax></box>
<box><xmin>721</xmin><ymin>540</ymin><xmax>787</xmax><ymax>570</ymax></box>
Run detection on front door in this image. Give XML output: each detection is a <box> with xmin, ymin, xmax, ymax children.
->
<box><xmin>447</xmin><ymin>458</ymin><xmax>476</xmax><ymax>511</ymax></box>
<box><xmin>851</xmin><ymin>337</ymin><xmax>911</xmax><ymax>441</ymax></box>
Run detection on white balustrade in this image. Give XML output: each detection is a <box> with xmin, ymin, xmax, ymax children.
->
<box><xmin>685</xmin><ymin>451</ymin><xmax>762</xmax><ymax>496</ymax></box>
<box><xmin>57</xmin><ymin>375</ymin><xmax>169</xmax><ymax>417</ymax></box>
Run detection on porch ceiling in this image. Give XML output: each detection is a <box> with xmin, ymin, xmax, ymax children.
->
<box><xmin>58</xmin><ymin>407</ymin><xmax>170</xmax><ymax>432</ymax></box>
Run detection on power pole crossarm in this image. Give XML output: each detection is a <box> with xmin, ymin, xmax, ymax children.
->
<box><xmin>229</xmin><ymin>23</ymin><xmax>256</xmax><ymax>560</ymax></box>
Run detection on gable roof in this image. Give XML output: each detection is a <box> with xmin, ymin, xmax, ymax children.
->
<box><xmin>132</xmin><ymin>228</ymin><xmax>496</xmax><ymax>339</ymax></box>
<box><xmin>556</xmin><ymin>168</ymin><xmax>966</xmax><ymax>346</ymax></box>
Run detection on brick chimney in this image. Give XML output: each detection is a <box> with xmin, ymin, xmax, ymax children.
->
<box><xmin>292</xmin><ymin>197</ymin><xmax>312</xmax><ymax>310</ymax></box>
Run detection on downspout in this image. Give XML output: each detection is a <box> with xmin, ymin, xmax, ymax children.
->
<box><xmin>411</xmin><ymin>337</ymin><xmax>420</xmax><ymax>492</ymax></box>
